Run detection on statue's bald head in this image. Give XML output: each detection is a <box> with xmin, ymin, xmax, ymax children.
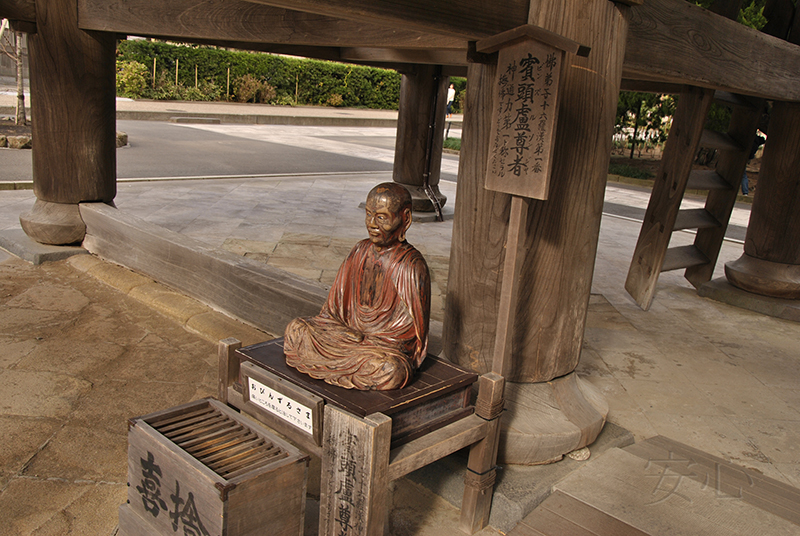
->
<box><xmin>367</xmin><ymin>183</ymin><xmax>412</xmax><ymax>215</ymax></box>
<box><xmin>364</xmin><ymin>183</ymin><xmax>413</xmax><ymax>249</ymax></box>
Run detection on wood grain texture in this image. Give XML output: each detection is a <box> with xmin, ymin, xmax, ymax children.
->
<box><xmin>319</xmin><ymin>407</ymin><xmax>391</xmax><ymax>536</ymax></box>
<box><xmin>0</xmin><ymin>0</ymin><xmax>36</xmax><ymax>22</ymax></box>
<box><xmin>514</xmin><ymin>490</ymin><xmax>649</xmax><ymax>536</ymax></box>
<box><xmin>126</xmin><ymin>399</ymin><xmax>308</xmax><ymax>536</ymax></box>
<box><xmin>445</xmin><ymin>0</ymin><xmax>631</xmax><ymax>382</ymax></box>
<box><xmin>392</xmin><ymin>65</ymin><xmax>449</xmax><ymax>211</ymax></box>
<box><xmin>218</xmin><ymin>337</ymin><xmax>242</xmax><ymax>404</ymax></box>
<box><xmin>624</xmin><ymin>0</ymin><xmax>800</xmax><ymax>101</ymax></box>
<box><xmin>743</xmin><ymin>101</ymin><xmax>800</xmax><ymax>265</ymax></box>
<box><xmin>78</xmin><ymin>0</ymin><xmax>465</xmax><ymax>49</ymax></box>
<box><xmin>624</xmin><ymin>86</ymin><xmax>715</xmax><ymax>309</ymax></box>
<box><xmin>686</xmin><ymin>100</ymin><xmax>762</xmax><ymax>287</ymax></box>
<box><xmin>460</xmin><ymin>374</ymin><xmax>504</xmax><ymax>533</ymax></box>
<box><xmin>245</xmin><ymin>0</ymin><xmax>529</xmax><ymax>40</ymax></box>
<box><xmin>80</xmin><ymin>202</ymin><xmax>328</xmax><ymax>335</ymax></box>
<box><xmin>387</xmin><ymin>414</ymin><xmax>488</xmax><ymax>481</ymax></box>
<box><xmin>28</xmin><ymin>0</ymin><xmax>116</xmax><ymax>204</ymax></box>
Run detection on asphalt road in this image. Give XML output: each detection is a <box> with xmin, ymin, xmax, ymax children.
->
<box><xmin>0</xmin><ymin>120</ymin><xmax>462</xmax><ymax>182</ymax></box>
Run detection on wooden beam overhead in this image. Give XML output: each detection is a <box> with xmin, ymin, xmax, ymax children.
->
<box><xmin>77</xmin><ymin>0</ymin><xmax>466</xmax><ymax>49</ymax></box>
<box><xmin>242</xmin><ymin>0</ymin><xmax>530</xmax><ymax>40</ymax></box>
<box><xmin>340</xmin><ymin>47</ymin><xmax>467</xmax><ymax>66</ymax></box>
<box><xmin>625</xmin><ymin>0</ymin><xmax>800</xmax><ymax>101</ymax></box>
<box><xmin>0</xmin><ymin>0</ymin><xmax>36</xmax><ymax>23</ymax></box>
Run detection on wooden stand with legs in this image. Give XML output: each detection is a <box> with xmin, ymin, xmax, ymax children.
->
<box><xmin>219</xmin><ymin>339</ymin><xmax>504</xmax><ymax>535</ymax></box>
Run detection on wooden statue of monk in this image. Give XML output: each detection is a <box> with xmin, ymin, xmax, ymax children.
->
<box><xmin>283</xmin><ymin>182</ymin><xmax>431</xmax><ymax>390</ymax></box>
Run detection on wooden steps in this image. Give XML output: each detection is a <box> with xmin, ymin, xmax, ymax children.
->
<box><xmin>511</xmin><ymin>437</ymin><xmax>800</xmax><ymax>536</ymax></box>
<box><xmin>686</xmin><ymin>170</ymin><xmax>730</xmax><ymax>191</ymax></box>
<box><xmin>700</xmin><ymin>129</ymin><xmax>744</xmax><ymax>152</ymax></box>
<box><xmin>673</xmin><ymin>208</ymin><xmax>719</xmax><ymax>231</ymax></box>
<box><xmin>624</xmin><ymin>85</ymin><xmax>763</xmax><ymax>310</ymax></box>
<box><xmin>661</xmin><ymin>245</ymin><xmax>709</xmax><ymax>272</ymax></box>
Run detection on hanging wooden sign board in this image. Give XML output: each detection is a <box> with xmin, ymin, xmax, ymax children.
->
<box><xmin>477</xmin><ymin>25</ymin><xmax>589</xmax><ymax>201</ymax></box>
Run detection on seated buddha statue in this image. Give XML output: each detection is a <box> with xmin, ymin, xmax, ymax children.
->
<box><xmin>283</xmin><ymin>182</ymin><xmax>431</xmax><ymax>390</ymax></box>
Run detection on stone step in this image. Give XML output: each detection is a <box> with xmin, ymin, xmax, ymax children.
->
<box><xmin>512</xmin><ymin>436</ymin><xmax>800</xmax><ymax>535</ymax></box>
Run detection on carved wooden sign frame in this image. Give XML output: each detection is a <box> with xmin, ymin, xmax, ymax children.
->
<box><xmin>477</xmin><ymin>25</ymin><xmax>589</xmax><ymax>200</ymax></box>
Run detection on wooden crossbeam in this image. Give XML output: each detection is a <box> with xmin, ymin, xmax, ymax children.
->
<box><xmin>242</xmin><ymin>0</ymin><xmax>530</xmax><ymax>39</ymax></box>
<box><xmin>77</xmin><ymin>0</ymin><xmax>465</xmax><ymax>49</ymax></box>
<box><xmin>623</xmin><ymin>0</ymin><xmax>800</xmax><ymax>101</ymax></box>
<box><xmin>0</xmin><ymin>0</ymin><xmax>35</xmax><ymax>22</ymax></box>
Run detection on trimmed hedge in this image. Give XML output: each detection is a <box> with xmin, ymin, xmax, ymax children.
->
<box><xmin>117</xmin><ymin>40</ymin><xmax>403</xmax><ymax>109</ymax></box>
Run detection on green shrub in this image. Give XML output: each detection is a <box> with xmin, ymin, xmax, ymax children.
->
<box><xmin>116</xmin><ymin>40</ymin><xmax>402</xmax><ymax>110</ymax></box>
<box><xmin>116</xmin><ymin>60</ymin><xmax>148</xmax><ymax>98</ymax></box>
<box><xmin>608</xmin><ymin>163</ymin><xmax>654</xmax><ymax>180</ymax></box>
<box><xmin>443</xmin><ymin>137</ymin><xmax>461</xmax><ymax>151</ymax></box>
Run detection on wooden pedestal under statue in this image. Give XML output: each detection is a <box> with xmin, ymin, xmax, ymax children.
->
<box><xmin>219</xmin><ymin>337</ymin><xmax>505</xmax><ymax>535</ymax></box>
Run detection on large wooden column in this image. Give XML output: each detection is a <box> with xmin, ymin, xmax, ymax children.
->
<box><xmin>444</xmin><ymin>0</ymin><xmax>629</xmax><ymax>464</ymax></box>
<box><xmin>393</xmin><ymin>64</ymin><xmax>448</xmax><ymax>212</ymax></box>
<box><xmin>725</xmin><ymin>100</ymin><xmax>800</xmax><ymax>298</ymax></box>
<box><xmin>19</xmin><ymin>0</ymin><xmax>116</xmax><ymax>245</ymax></box>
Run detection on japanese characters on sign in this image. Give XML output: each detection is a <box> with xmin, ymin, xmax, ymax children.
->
<box><xmin>136</xmin><ymin>451</ymin><xmax>211</xmax><ymax>536</ymax></box>
<box><xmin>334</xmin><ymin>431</ymin><xmax>363</xmax><ymax>535</ymax></box>
<box><xmin>248</xmin><ymin>376</ymin><xmax>315</xmax><ymax>435</ymax></box>
<box><xmin>486</xmin><ymin>39</ymin><xmax>564</xmax><ymax>200</ymax></box>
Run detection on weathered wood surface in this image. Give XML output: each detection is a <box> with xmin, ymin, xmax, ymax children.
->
<box><xmin>510</xmin><ymin>490</ymin><xmax>649</xmax><ymax>536</ymax></box>
<box><xmin>126</xmin><ymin>399</ymin><xmax>308</xmax><ymax>536</ymax></box>
<box><xmin>392</xmin><ymin>64</ymin><xmax>449</xmax><ymax>212</ymax></box>
<box><xmin>742</xmin><ymin>101</ymin><xmax>800</xmax><ymax>266</ymax></box>
<box><xmin>624</xmin><ymin>86</ymin><xmax>715</xmax><ymax>309</ymax></box>
<box><xmin>80</xmin><ymin>202</ymin><xmax>327</xmax><ymax>334</ymax></box>
<box><xmin>491</xmin><ymin>197</ymin><xmax>528</xmax><ymax>378</ymax></box>
<box><xmin>319</xmin><ymin>407</ymin><xmax>391</xmax><ymax>536</ymax></box>
<box><xmin>625</xmin><ymin>435</ymin><xmax>800</xmax><ymax>527</ymax></box>
<box><xmin>0</xmin><ymin>0</ymin><xmax>35</xmax><ymax>22</ymax></box>
<box><xmin>342</xmin><ymin>47</ymin><xmax>466</xmax><ymax>66</ymax></box>
<box><xmin>237</xmin><ymin>338</ymin><xmax>476</xmax><ymax>446</ymax></box>
<box><xmin>726</xmin><ymin>101</ymin><xmax>800</xmax><ymax>298</ymax></box>
<box><xmin>686</xmin><ymin>98</ymin><xmax>763</xmax><ymax>287</ymax></box>
<box><xmin>245</xmin><ymin>0</ymin><xmax>530</xmax><ymax>39</ymax></box>
<box><xmin>387</xmin><ymin>414</ymin><xmax>488</xmax><ymax>481</ymax></box>
<box><xmin>217</xmin><ymin>337</ymin><xmax>242</xmax><ymax>404</ymax></box>
<box><xmin>624</xmin><ymin>0</ymin><xmax>800</xmax><ymax>101</ymax></box>
<box><xmin>445</xmin><ymin>0</ymin><xmax>630</xmax><ymax>381</ymax></box>
<box><xmin>27</xmin><ymin>0</ymin><xmax>116</xmax><ymax>205</ymax></box>
<box><xmin>77</xmin><ymin>0</ymin><xmax>464</xmax><ymax>49</ymax></box>
<box><xmin>461</xmin><ymin>373</ymin><xmax>504</xmax><ymax>533</ymax></box>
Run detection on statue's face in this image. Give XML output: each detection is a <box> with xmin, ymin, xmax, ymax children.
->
<box><xmin>365</xmin><ymin>194</ymin><xmax>406</xmax><ymax>249</ymax></box>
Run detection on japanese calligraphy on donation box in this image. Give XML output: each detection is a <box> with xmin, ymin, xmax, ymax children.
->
<box><xmin>486</xmin><ymin>39</ymin><xmax>565</xmax><ymax>200</ymax></box>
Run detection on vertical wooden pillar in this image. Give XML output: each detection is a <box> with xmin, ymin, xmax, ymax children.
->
<box><xmin>725</xmin><ymin>101</ymin><xmax>800</xmax><ymax>299</ymax></box>
<box><xmin>393</xmin><ymin>64</ymin><xmax>448</xmax><ymax>212</ymax></box>
<box><xmin>444</xmin><ymin>0</ymin><xmax>630</xmax><ymax>381</ymax></box>
<box><xmin>319</xmin><ymin>406</ymin><xmax>391</xmax><ymax>536</ymax></box>
<box><xmin>19</xmin><ymin>0</ymin><xmax>116</xmax><ymax>245</ymax></box>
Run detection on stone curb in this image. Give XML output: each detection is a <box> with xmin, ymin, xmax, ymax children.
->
<box><xmin>65</xmin><ymin>254</ymin><xmax>273</xmax><ymax>347</ymax></box>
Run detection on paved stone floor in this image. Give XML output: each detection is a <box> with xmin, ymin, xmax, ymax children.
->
<box><xmin>1</xmin><ymin>118</ymin><xmax>798</xmax><ymax>534</ymax></box>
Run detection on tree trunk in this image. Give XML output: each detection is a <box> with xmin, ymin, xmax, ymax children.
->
<box><xmin>14</xmin><ymin>31</ymin><xmax>26</xmax><ymax>126</ymax></box>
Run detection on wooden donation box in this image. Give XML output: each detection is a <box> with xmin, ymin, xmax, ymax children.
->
<box><xmin>233</xmin><ymin>338</ymin><xmax>478</xmax><ymax>451</ymax></box>
<box><xmin>119</xmin><ymin>398</ymin><xmax>309</xmax><ymax>536</ymax></box>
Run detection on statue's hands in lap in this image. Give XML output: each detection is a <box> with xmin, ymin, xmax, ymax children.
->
<box><xmin>283</xmin><ymin>183</ymin><xmax>431</xmax><ymax>390</ymax></box>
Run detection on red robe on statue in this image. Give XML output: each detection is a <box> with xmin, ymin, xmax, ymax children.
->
<box><xmin>284</xmin><ymin>239</ymin><xmax>430</xmax><ymax>390</ymax></box>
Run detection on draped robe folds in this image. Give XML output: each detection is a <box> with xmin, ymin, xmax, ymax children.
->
<box><xmin>284</xmin><ymin>239</ymin><xmax>431</xmax><ymax>390</ymax></box>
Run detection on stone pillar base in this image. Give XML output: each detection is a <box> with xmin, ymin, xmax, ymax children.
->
<box><xmin>725</xmin><ymin>253</ymin><xmax>800</xmax><ymax>299</ymax></box>
<box><xmin>400</xmin><ymin>183</ymin><xmax>447</xmax><ymax>213</ymax></box>
<box><xmin>498</xmin><ymin>372</ymin><xmax>608</xmax><ymax>465</ymax></box>
<box><xmin>20</xmin><ymin>199</ymin><xmax>86</xmax><ymax>246</ymax></box>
